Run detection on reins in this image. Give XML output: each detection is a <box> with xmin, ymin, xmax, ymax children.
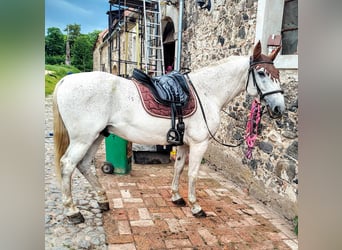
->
<box><xmin>184</xmin><ymin>72</ymin><xmax>243</xmax><ymax>147</ymax></box>
<box><xmin>182</xmin><ymin>58</ymin><xmax>281</xmax><ymax>151</ymax></box>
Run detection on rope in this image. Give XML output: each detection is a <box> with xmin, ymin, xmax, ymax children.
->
<box><xmin>182</xmin><ymin>67</ymin><xmax>266</xmax><ymax>151</ymax></box>
<box><xmin>244</xmin><ymin>98</ymin><xmax>262</xmax><ymax>159</ymax></box>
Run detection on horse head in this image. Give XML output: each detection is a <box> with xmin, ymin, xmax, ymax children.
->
<box><xmin>246</xmin><ymin>41</ymin><xmax>285</xmax><ymax>118</ymax></box>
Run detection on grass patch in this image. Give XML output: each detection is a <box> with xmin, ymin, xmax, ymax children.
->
<box><xmin>293</xmin><ymin>216</ymin><xmax>298</xmax><ymax>236</ymax></box>
<box><xmin>45</xmin><ymin>64</ymin><xmax>81</xmax><ymax>96</ymax></box>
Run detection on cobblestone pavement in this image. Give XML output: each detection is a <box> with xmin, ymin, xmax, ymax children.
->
<box><xmin>45</xmin><ymin>95</ymin><xmax>298</xmax><ymax>249</ymax></box>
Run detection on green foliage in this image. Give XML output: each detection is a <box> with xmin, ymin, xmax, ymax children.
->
<box><xmin>71</xmin><ymin>35</ymin><xmax>93</xmax><ymax>72</ymax></box>
<box><xmin>45</xmin><ymin>27</ymin><xmax>65</xmax><ymax>56</ymax></box>
<box><xmin>293</xmin><ymin>216</ymin><xmax>298</xmax><ymax>236</ymax></box>
<box><xmin>45</xmin><ymin>24</ymin><xmax>101</xmax><ymax>72</ymax></box>
<box><xmin>64</xmin><ymin>24</ymin><xmax>81</xmax><ymax>42</ymax></box>
<box><xmin>45</xmin><ymin>55</ymin><xmax>65</xmax><ymax>65</ymax></box>
<box><xmin>87</xmin><ymin>30</ymin><xmax>101</xmax><ymax>45</ymax></box>
<box><xmin>45</xmin><ymin>64</ymin><xmax>80</xmax><ymax>96</ymax></box>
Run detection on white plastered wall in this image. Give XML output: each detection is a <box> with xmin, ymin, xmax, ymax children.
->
<box><xmin>255</xmin><ymin>0</ymin><xmax>298</xmax><ymax>69</ymax></box>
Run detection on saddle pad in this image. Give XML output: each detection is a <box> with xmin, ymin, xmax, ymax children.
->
<box><xmin>132</xmin><ymin>68</ymin><xmax>189</xmax><ymax>105</ymax></box>
<box><xmin>132</xmin><ymin>79</ymin><xmax>197</xmax><ymax>119</ymax></box>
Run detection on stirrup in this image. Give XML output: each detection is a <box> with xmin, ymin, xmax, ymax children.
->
<box><xmin>167</xmin><ymin>128</ymin><xmax>182</xmax><ymax>145</ymax></box>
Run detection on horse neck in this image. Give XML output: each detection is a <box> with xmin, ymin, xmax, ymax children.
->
<box><xmin>189</xmin><ymin>56</ymin><xmax>250</xmax><ymax>110</ymax></box>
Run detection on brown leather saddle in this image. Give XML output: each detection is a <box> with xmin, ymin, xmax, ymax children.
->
<box><xmin>132</xmin><ymin>68</ymin><xmax>196</xmax><ymax>145</ymax></box>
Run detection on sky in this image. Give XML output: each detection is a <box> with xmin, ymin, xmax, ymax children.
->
<box><xmin>45</xmin><ymin>0</ymin><xmax>109</xmax><ymax>34</ymax></box>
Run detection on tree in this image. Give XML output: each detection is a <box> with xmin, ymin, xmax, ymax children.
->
<box><xmin>45</xmin><ymin>27</ymin><xmax>65</xmax><ymax>64</ymax></box>
<box><xmin>64</xmin><ymin>24</ymin><xmax>81</xmax><ymax>65</ymax></box>
<box><xmin>70</xmin><ymin>30</ymin><xmax>101</xmax><ymax>72</ymax></box>
<box><xmin>87</xmin><ymin>30</ymin><xmax>101</xmax><ymax>45</ymax></box>
<box><xmin>64</xmin><ymin>24</ymin><xmax>81</xmax><ymax>42</ymax></box>
<box><xmin>71</xmin><ymin>35</ymin><xmax>93</xmax><ymax>71</ymax></box>
<box><xmin>45</xmin><ymin>24</ymin><xmax>101</xmax><ymax>71</ymax></box>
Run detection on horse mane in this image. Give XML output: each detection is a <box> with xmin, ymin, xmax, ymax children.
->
<box><xmin>192</xmin><ymin>55</ymin><xmax>247</xmax><ymax>74</ymax></box>
<box><xmin>53</xmin><ymin>82</ymin><xmax>70</xmax><ymax>185</ymax></box>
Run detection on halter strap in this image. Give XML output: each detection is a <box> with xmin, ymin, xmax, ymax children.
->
<box><xmin>249</xmin><ymin>60</ymin><xmax>274</xmax><ymax>67</ymax></box>
<box><xmin>246</xmin><ymin>59</ymin><xmax>284</xmax><ymax>100</ymax></box>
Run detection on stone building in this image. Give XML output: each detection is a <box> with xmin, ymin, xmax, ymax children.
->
<box><xmin>93</xmin><ymin>0</ymin><xmax>298</xmax><ymax>222</ymax></box>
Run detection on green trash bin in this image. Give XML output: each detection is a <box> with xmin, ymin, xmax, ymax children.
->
<box><xmin>102</xmin><ymin>134</ymin><xmax>132</xmax><ymax>175</ymax></box>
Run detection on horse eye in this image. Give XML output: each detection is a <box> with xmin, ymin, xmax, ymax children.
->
<box><xmin>257</xmin><ymin>71</ymin><xmax>266</xmax><ymax>77</ymax></box>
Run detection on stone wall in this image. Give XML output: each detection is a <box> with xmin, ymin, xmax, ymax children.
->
<box><xmin>181</xmin><ymin>0</ymin><xmax>298</xmax><ymax>221</ymax></box>
<box><xmin>204</xmin><ymin>70</ymin><xmax>298</xmax><ymax>221</ymax></box>
<box><xmin>93</xmin><ymin>30</ymin><xmax>108</xmax><ymax>72</ymax></box>
<box><xmin>182</xmin><ymin>0</ymin><xmax>258</xmax><ymax>70</ymax></box>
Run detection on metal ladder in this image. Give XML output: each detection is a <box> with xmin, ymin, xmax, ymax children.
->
<box><xmin>143</xmin><ymin>0</ymin><xmax>165</xmax><ymax>76</ymax></box>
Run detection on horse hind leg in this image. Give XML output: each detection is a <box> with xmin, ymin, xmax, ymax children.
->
<box><xmin>171</xmin><ymin>145</ymin><xmax>188</xmax><ymax>206</ymax></box>
<box><xmin>60</xmin><ymin>139</ymin><xmax>102</xmax><ymax>224</ymax></box>
<box><xmin>60</xmin><ymin>161</ymin><xmax>85</xmax><ymax>224</ymax></box>
<box><xmin>77</xmin><ymin>135</ymin><xmax>109</xmax><ymax>212</ymax></box>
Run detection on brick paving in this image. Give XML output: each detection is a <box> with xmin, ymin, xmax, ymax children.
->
<box><xmin>95</xmin><ymin>152</ymin><xmax>298</xmax><ymax>249</ymax></box>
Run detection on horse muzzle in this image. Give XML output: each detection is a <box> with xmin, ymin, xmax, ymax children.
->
<box><xmin>263</xmin><ymin>91</ymin><xmax>285</xmax><ymax>119</ymax></box>
<box><xmin>266</xmin><ymin>103</ymin><xmax>285</xmax><ymax>119</ymax></box>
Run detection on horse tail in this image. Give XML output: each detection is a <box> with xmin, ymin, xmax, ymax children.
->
<box><xmin>52</xmin><ymin>84</ymin><xmax>70</xmax><ymax>184</ymax></box>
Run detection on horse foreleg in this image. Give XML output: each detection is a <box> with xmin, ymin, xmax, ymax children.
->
<box><xmin>188</xmin><ymin>141</ymin><xmax>208</xmax><ymax>217</ymax></box>
<box><xmin>171</xmin><ymin>145</ymin><xmax>188</xmax><ymax>206</ymax></box>
<box><xmin>77</xmin><ymin>135</ymin><xmax>109</xmax><ymax>211</ymax></box>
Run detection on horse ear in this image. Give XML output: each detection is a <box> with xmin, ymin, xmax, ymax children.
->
<box><xmin>253</xmin><ymin>40</ymin><xmax>262</xmax><ymax>60</ymax></box>
<box><xmin>269</xmin><ymin>46</ymin><xmax>282</xmax><ymax>61</ymax></box>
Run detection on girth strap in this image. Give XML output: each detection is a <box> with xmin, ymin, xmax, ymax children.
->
<box><xmin>167</xmin><ymin>103</ymin><xmax>185</xmax><ymax>145</ymax></box>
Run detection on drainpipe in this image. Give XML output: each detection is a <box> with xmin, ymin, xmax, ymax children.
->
<box><xmin>175</xmin><ymin>0</ymin><xmax>184</xmax><ymax>71</ymax></box>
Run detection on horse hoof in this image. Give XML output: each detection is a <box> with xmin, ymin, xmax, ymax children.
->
<box><xmin>193</xmin><ymin>209</ymin><xmax>207</xmax><ymax>218</ymax></box>
<box><xmin>67</xmin><ymin>212</ymin><xmax>85</xmax><ymax>224</ymax></box>
<box><xmin>98</xmin><ymin>201</ymin><xmax>110</xmax><ymax>211</ymax></box>
<box><xmin>172</xmin><ymin>198</ymin><xmax>186</xmax><ymax>206</ymax></box>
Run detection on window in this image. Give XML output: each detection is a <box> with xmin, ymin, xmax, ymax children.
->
<box><xmin>255</xmin><ymin>0</ymin><xmax>298</xmax><ymax>69</ymax></box>
<box><xmin>281</xmin><ymin>0</ymin><xmax>298</xmax><ymax>55</ymax></box>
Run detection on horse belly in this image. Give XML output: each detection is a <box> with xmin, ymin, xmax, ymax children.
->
<box><xmin>108</xmin><ymin>101</ymin><xmax>172</xmax><ymax>145</ymax></box>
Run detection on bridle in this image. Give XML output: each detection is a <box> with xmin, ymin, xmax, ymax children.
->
<box><xmin>246</xmin><ymin>58</ymin><xmax>284</xmax><ymax>100</ymax></box>
<box><xmin>184</xmin><ymin>72</ymin><xmax>243</xmax><ymax>147</ymax></box>
<box><xmin>183</xmin><ymin>59</ymin><xmax>284</xmax><ymax>149</ymax></box>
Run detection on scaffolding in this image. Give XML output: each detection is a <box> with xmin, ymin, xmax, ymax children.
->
<box><xmin>106</xmin><ymin>0</ymin><xmax>165</xmax><ymax>77</ymax></box>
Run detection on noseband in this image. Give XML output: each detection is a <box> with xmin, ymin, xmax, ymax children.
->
<box><xmin>184</xmin><ymin>58</ymin><xmax>284</xmax><ymax>149</ymax></box>
<box><xmin>246</xmin><ymin>59</ymin><xmax>284</xmax><ymax>100</ymax></box>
